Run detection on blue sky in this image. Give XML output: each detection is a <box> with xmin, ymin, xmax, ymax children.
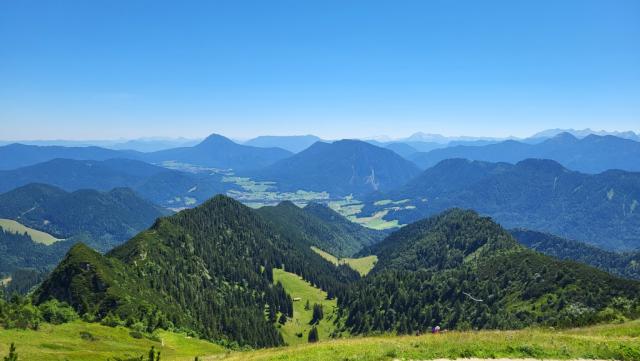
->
<box><xmin>1</xmin><ymin>0</ymin><xmax>638</xmax><ymax>140</ymax></box>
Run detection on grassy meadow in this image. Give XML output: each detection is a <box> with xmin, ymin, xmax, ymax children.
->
<box><xmin>0</xmin><ymin>218</ymin><xmax>61</xmax><ymax>245</ymax></box>
<box><xmin>222</xmin><ymin>320</ymin><xmax>640</xmax><ymax>361</ymax></box>
<box><xmin>272</xmin><ymin>268</ymin><xmax>341</xmax><ymax>346</ymax></box>
<box><xmin>310</xmin><ymin>246</ymin><xmax>377</xmax><ymax>276</ymax></box>
<box><xmin>0</xmin><ymin>320</ymin><xmax>226</xmax><ymax>361</ymax></box>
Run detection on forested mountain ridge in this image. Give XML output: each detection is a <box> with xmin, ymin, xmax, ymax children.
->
<box><xmin>409</xmin><ymin>132</ymin><xmax>640</xmax><ymax>173</ymax></box>
<box><xmin>0</xmin><ymin>183</ymin><xmax>169</xmax><ymax>252</ymax></box>
<box><xmin>512</xmin><ymin>229</ymin><xmax>640</xmax><ymax>280</ymax></box>
<box><xmin>364</xmin><ymin>158</ymin><xmax>640</xmax><ymax>251</ymax></box>
<box><xmin>0</xmin><ymin>158</ymin><xmax>235</xmax><ymax>208</ymax></box>
<box><xmin>250</xmin><ymin>139</ymin><xmax>421</xmax><ymax>196</ymax></box>
<box><xmin>34</xmin><ymin>195</ymin><xmax>359</xmax><ymax>348</ymax></box>
<box><xmin>256</xmin><ymin>201</ymin><xmax>385</xmax><ymax>258</ymax></box>
<box><xmin>339</xmin><ymin>209</ymin><xmax>640</xmax><ymax>335</ymax></box>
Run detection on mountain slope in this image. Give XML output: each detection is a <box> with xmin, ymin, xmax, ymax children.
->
<box><xmin>340</xmin><ymin>209</ymin><xmax>640</xmax><ymax>334</ymax></box>
<box><xmin>244</xmin><ymin>135</ymin><xmax>322</xmax><ymax>153</ymax></box>
<box><xmin>0</xmin><ymin>226</ymin><xmax>75</xmax><ymax>273</ymax></box>
<box><xmin>0</xmin><ymin>143</ymin><xmax>139</xmax><ymax>170</ymax></box>
<box><xmin>34</xmin><ymin>195</ymin><xmax>359</xmax><ymax>348</ymax></box>
<box><xmin>409</xmin><ymin>133</ymin><xmax>640</xmax><ymax>173</ymax></box>
<box><xmin>512</xmin><ymin>229</ymin><xmax>640</xmax><ymax>280</ymax></box>
<box><xmin>0</xmin><ymin>158</ymin><xmax>235</xmax><ymax>208</ymax></box>
<box><xmin>143</xmin><ymin>133</ymin><xmax>292</xmax><ymax>170</ymax></box>
<box><xmin>256</xmin><ymin>201</ymin><xmax>385</xmax><ymax>258</ymax></box>
<box><xmin>365</xmin><ymin>158</ymin><xmax>640</xmax><ymax>250</ymax></box>
<box><xmin>0</xmin><ymin>183</ymin><xmax>169</xmax><ymax>251</ymax></box>
<box><xmin>251</xmin><ymin>140</ymin><xmax>421</xmax><ymax>196</ymax></box>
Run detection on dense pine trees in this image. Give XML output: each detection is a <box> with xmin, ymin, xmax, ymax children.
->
<box><xmin>35</xmin><ymin>195</ymin><xmax>358</xmax><ymax>348</ymax></box>
<box><xmin>340</xmin><ymin>209</ymin><xmax>640</xmax><ymax>334</ymax></box>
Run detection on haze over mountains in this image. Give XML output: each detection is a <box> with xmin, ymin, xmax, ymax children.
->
<box><xmin>364</xmin><ymin>158</ymin><xmax>640</xmax><ymax>250</ymax></box>
<box><xmin>250</xmin><ymin>139</ymin><xmax>421</xmax><ymax>196</ymax></box>
<box><xmin>409</xmin><ymin>132</ymin><xmax>640</xmax><ymax>173</ymax></box>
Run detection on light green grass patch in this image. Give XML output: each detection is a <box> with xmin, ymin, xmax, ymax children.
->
<box><xmin>273</xmin><ymin>268</ymin><xmax>340</xmax><ymax>346</ymax></box>
<box><xmin>222</xmin><ymin>319</ymin><xmax>640</xmax><ymax>361</ymax></box>
<box><xmin>0</xmin><ymin>320</ymin><xmax>226</xmax><ymax>361</ymax></box>
<box><xmin>310</xmin><ymin>247</ymin><xmax>377</xmax><ymax>276</ymax></box>
<box><xmin>0</xmin><ymin>219</ymin><xmax>62</xmax><ymax>245</ymax></box>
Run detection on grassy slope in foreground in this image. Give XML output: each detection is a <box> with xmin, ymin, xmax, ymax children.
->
<box><xmin>0</xmin><ymin>320</ymin><xmax>226</xmax><ymax>361</ymax></box>
<box><xmin>0</xmin><ymin>218</ymin><xmax>61</xmax><ymax>245</ymax></box>
<box><xmin>310</xmin><ymin>246</ymin><xmax>377</xmax><ymax>276</ymax></box>
<box><xmin>223</xmin><ymin>319</ymin><xmax>640</xmax><ymax>361</ymax></box>
<box><xmin>273</xmin><ymin>268</ymin><xmax>339</xmax><ymax>346</ymax></box>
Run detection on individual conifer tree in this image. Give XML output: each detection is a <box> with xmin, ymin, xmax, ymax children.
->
<box><xmin>307</xmin><ymin>327</ymin><xmax>319</xmax><ymax>343</ymax></box>
<box><xmin>4</xmin><ymin>343</ymin><xmax>17</xmax><ymax>361</ymax></box>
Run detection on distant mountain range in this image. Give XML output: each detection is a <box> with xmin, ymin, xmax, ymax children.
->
<box><xmin>249</xmin><ymin>139</ymin><xmax>421</xmax><ymax>196</ymax></box>
<box><xmin>142</xmin><ymin>133</ymin><xmax>292</xmax><ymax>170</ymax></box>
<box><xmin>512</xmin><ymin>229</ymin><xmax>640</xmax><ymax>280</ymax></box>
<box><xmin>0</xmin><ymin>183</ymin><xmax>169</xmax><ymax>251</ymax></box>
<box><xmin>0</xmin><ymin>158</ymin><xmax>235</xmax><ymax>208</ymax></box>
<box><xmin>342</xmin><ymin>209</ymin><xmax>640</xmax><ymax>333</ymax></box>
<box><xmin>244</xmin><ymin>135</ymin><xmax>322</xmax><ymax>153</ymax></box>
<box><xmin>0</xmin><ymin>133</ymin><xmax>291</xmax><ymax>171</ymax></box>
<box><xmin>409</xmin><ymin>133</ymin><xmax>640</xmax><ymax>173</ymax></box>
<box><xmin>364</xmin><ymin>158</ymin><xmax>640</xmax><ymax>250</ymax></box>
<box><xmin>529</xmin><ymin>128</ymin><xmax>640</xmax><ymax>142</ymax></box>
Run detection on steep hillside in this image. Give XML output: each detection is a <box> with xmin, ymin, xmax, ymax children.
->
<box><xmin>250</xmin><ymin>140</ymin><xmax>421</xmax><ymax>196</ymax></box>
<box><xmin>143</xmin><ymin>133</ymin><xmax>292</xmax><ymax>170</ymax></box>
<box><xmin>340</xmin><ymin>209</ymin><xmax>640</xmax><ymax>334</ymax></box>
<box><xmin>364</xmin><ymin>158</ymin><xmax>640</xmax><ymax>250</ymax></box>
<box><xmin>0</xmin><ymin>158</ymin><xmax>235</xmax><ymax>208</ymax></box>
<box><xmin>0</xmin><ymin>183</ymin><xmax>168</xmax><ymax>251</ymax></box>
<box><xmin>34</xmin><ymin>195</ymin><xmax>359</xmax><ymax>348</ymax></box>
<box><xmin>512</xmin><ymin>229</ymin><xmax>640</xmax><ymax>280</ymax></box>
<box><xmin>256</xmin><ymin>202</ymin><xmax>385</xmax><ymax>258</ymax></box>
<box><xmin>409</xmin><ymin>133</ymin><xmax>640</xmax><ymax>173</ymax></box>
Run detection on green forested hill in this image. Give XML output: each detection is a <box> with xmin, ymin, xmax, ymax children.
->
<box><xmin>0</xmin><ymin>183</ymin><xmax>169</xmax><ymax>252</ymax></box>
<box><xmin>256</xmin><ymin>201</ymin><xmax>385</xmax><ymax>258</ymax></box>
<box><xmin>364</xmin><ymin>158</ymin><xmax>640</xmax><ymax>251</ymax></box>
<box><xmin>34</xmin><ymin>195</ymin><xmax>359</xmax><ymax>348</ymax></box>
<box><xmin>512</xmin><ymin>229</ymin><xmax>640</xmax><ymax>280</ymax></box>
<box><xmin>340</xmin><ymin>209</ymin><xmax>640</xmax><ymax>334</ymax></box>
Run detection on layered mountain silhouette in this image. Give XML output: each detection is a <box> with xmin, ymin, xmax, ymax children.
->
<box><xmin>364</xmin><ymin>158</ymin><xmax>640</xmax><ymax>250</ymax></box>
<box><xmin>0</xmin><ymin>143</ymin><xmax>140</xmax><ymax>170</ymax></box>
<box><xmin>0</xmin><ymin>183</ymin><xmax>169</xmax><ymax>251</ymax></box>
<box><xmin>142</xmin><ymin>133</ymin><xmax>292</xmax><ymax>170</ymax></box>
<box><xmin>409</xmin><ymin>133</ymin><xmax>640</xmax><ymax>173</ymax></box>
<box><xmin>250</xmin><ymin>140</ymin><xmax>421</xmax><ymax>196</ymax></box>
<box><xmin>0</xmin><ymin>158</ymin><xmax>235</xmax><ymax>208</ymax></box>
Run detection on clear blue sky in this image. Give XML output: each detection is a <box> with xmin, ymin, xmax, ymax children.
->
<box><xmin>1</xmin><ymin>0</ymin><xmax>638</xmax><ymax>140</ymax></box>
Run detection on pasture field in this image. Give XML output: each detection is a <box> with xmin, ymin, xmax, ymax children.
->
<box><xmin>0</xmin><ymin>320</ymin><xmax>226</xmax><ymax>361</ymax></box>
<box><xmin>0</xmin><ymin>218</ymin><xmax>61</xmax><ymax>245</ymax></box>
<box><xmin>272</xmin><ymin>268</ymin><xmax>341</xmax><ymax>346</ymax></box>
<box><xmin>311</xmin><ymin>246</ymin><xmax>378</xmax><ymax>276</ymax></box>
